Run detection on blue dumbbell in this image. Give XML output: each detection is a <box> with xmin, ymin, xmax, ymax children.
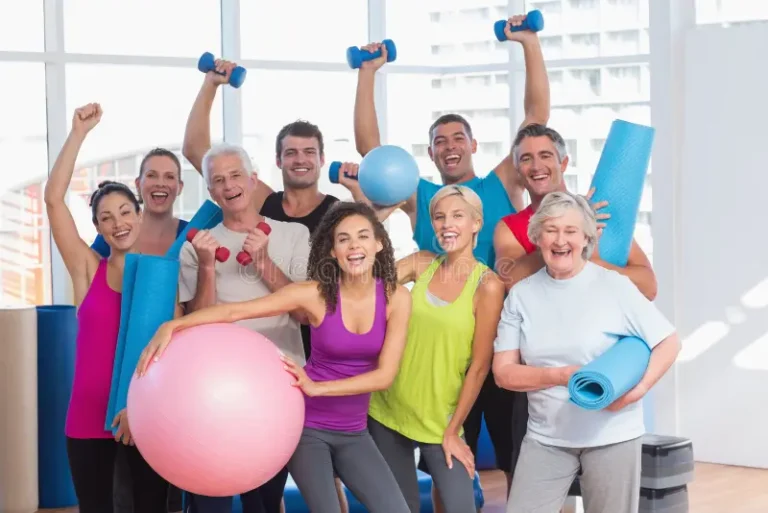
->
<box><xmin>346</xmin><ymin>39</ymin><xmax>397</xmax><ymax>69</ymax></box>
<box><xmin>494</xmin><ymin>10</ymin><xmax>545</xmax><ymax>42</ymax></box>
<box><xmin>197</xmin><ymin>52</ymin><xmax>247</xmax><ymax>88</ymax></box>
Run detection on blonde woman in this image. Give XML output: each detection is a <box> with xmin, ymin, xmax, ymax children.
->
<box><xmin>367</xmin><ymin>186</ymin><xmax>505</xmax><ymax>513</ymax></box>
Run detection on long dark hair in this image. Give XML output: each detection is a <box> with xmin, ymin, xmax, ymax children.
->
<box><xmin>307</xmin><ymin>202</ymin><xmax>397</xmax><ymax>313</ymax></box>
<box><xmin>89</xmin><ymin>180</ymin><xmax>141</xmax><ymax>225</ymax></box>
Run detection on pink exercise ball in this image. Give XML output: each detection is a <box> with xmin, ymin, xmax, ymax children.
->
<box><xmin>126</xmin><ymin>323</ymin><xmax>305</xmax><ymax>497</ymax></box>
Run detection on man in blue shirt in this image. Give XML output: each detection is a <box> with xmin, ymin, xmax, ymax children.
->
<box><xmin>352</xmin><ymin>12</ymin><xmax>551</xmax><ymax>507</ymax></box>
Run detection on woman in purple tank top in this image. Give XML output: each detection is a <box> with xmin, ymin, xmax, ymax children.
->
<box><xmin>140</xmin><ymin>202</ymin><xmax>412</xmax><ymax>513</ymax></box>
<box><xmin>44</xmin><ymin>104</ymin><xmax>170</xmax><ymax>513</ymax></box>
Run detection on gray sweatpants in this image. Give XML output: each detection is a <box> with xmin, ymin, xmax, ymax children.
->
<box><xmin>287</xmin><ymin>427</ymin><xmax>409</xmax><ymax>513</ymax></box>
<box><xmin>368</xmin><ymin>417</ymin><xmax>476</xmax><ymax>513</ymax></box>
<box><xmin>507</xmin><ymin>435</ymin><xmax>642</xmax><ymax>513</ymax></box>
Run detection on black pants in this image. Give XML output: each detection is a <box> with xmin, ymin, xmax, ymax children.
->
<box><xmin>187</xmin><ymin>467</ymin><xmax>289</xmax><ymax>513</ymax></box>
<box><xmin>67</xmin><ymin>437</ymin><xmax>168</xmax><ymax>513</ymax></box>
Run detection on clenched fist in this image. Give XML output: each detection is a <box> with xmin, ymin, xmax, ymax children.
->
<box><xmin>190</xmin><ymin>229</ymin><xmax>222</xmax><ymax>268</ymax></box>
<box><xmin>72</xmin><ymin>103</ymin><xmax>102</xmax><ymax>135</ymax></box>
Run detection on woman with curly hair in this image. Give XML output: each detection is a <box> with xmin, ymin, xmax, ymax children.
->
<box><xmin>139</xmin><ymin>201</ymin><xmax>411</xmax><ymax>513</ymax></box>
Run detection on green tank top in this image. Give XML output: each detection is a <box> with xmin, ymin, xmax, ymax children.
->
<box><xmin>368</xmin><ymin>256</ymin><xmax>488</xmax><ymax>443</ymax></box>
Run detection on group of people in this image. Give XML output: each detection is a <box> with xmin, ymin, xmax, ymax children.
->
<box><xmin>45</xmin><ymin>12</ymin><xmax>681</xmax><ymax>513</ymax></box>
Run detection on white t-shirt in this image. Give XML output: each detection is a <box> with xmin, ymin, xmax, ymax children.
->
<box><xmin>494</xmin><ymin>262</ymin><xmax>675</xmax><ymax>448</ymax></box>
<box><xmin>178</xmin><ymin>218</ymin><xmax>311</xmax><ymax>364</ymax></box>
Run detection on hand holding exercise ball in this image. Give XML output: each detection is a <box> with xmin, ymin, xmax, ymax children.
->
<box><xmin>328</xmin><ymin>146</ymin><xmax>420</xmax><ymax>206</ymax></box>
<box><xmin>494</xmin><ymin>10</ymin><xmax>544</xmax><ymax>42</ymax></box>
<box><xmin>198</xmin><ymin>52</ymin><xmax>247</xmax><ymax>88</ymax></box>
<box><xmin>236</xmin><ymin>222</ymin><xmax>271</xmax><ymax>266</ymax></box>
<box><xmin>186</xmin><ymin>228</ymin><xmax>230</xmax><ymax>263</ymax></box>
<box><xmin>346</xmin><ymin>39</ymin><xmax>397</xmax><ymax>69</ymax></box>
<box><xmin>127</xmin><ymin>323</ymin><xmax>304</xmax><ymax>496</ymax></box>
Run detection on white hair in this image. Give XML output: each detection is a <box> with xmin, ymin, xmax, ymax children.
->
<box><xmin>528</xmin><ymin>191</ymin><xmax>598</xmax><ymax>260</ymax></box>
<box><xmin>201</xmin><ymin>143</ymin><xmax>255</xmax><ymax>186</ymax></box>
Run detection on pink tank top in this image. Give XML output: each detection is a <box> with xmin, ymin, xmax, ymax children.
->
<box><xmin>65</xmin><ymin>259</ymin><xmax>122</xmax><ymax>439</ymax></box>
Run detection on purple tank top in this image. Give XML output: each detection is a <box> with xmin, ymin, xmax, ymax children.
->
<box><xmin>304</xmin><ymin>279</ymin><xmax>387</xmax><ymax>432</ymax></box>
<box><xmin>65</xmin><ymin>259</ymin><xmax>122</xmax><ymax>439</ymax></box>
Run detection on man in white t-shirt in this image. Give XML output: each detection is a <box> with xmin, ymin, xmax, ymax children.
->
<box><xmin>178</xmin><ymin>142</ymin><xmax>310</xmax><ymax>513</ymax></box>
<box><xmin>492</xmin><ymin>191</ymin><xmax>680</xmax><ymax>513</ymax></box>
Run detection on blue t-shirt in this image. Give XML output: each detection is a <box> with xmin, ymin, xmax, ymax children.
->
<box><xmin>90</xmin><ymin>219</ymin><xmax>189</xmax><ymax>258</ymax></box>
<box><xmin>413</xmin><ymin>172</ymin><xmax>515</xmax><ymax>268</ymax></box>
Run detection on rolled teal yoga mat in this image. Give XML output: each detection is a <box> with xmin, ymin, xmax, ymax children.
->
<box><xmin>166</xmin><ymin>199</ymin><xmax>222</xmax><ymax>259</ymax></box>
<box><xmin>568</xmin><ymin>336</ymin><xmax>651</xmax><ymax>410</ymax></box>
<box><xmin>588</xmin><ymin>119</ymin><xmax>655</xmax><ymax>267</ymax></box>
<box><xmin>105</xmin><ymin>255</ymin><xmax>180</xmax><ymax>432</ymax></box>
<box><xmin>36</xmin><ymin>305</ymin><xmax>78</xmax><ymax>509</ymax></box>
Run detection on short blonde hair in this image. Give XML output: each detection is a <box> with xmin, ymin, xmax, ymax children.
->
<box><xmin>429</xmin><ymin>185</ymin><xmax>484</xmax><ymax>249</ymax></box>
<box><xmin>528</xmin><ymin>191</ymin><xmax>598</xmax><ymax>260</ymax></box>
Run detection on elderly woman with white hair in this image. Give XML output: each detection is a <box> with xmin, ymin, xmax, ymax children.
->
<box><xmin>492</xmin><ymin>191</ymin><xmax>681</xmax><ymax>513</ymax></box>
<box><xmin>367</xmin><ymin>185</ymin><xmax>506</xmax><ymax>513</ymax></box>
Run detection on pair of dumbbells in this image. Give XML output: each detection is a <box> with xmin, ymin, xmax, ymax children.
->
<box><xmin>186</xmin><ymin>222</ymin><xmax>271</xmax><ymax>267</ymax></box>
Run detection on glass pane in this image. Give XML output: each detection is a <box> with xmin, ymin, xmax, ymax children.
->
<box><xmin>696</xmin><ymin>0</ymin><xmax>768</xmax><ymax>25</ymax></box>
<box><xmin>63</xmin><ymin>0</ymin><xmax>221</xmax><ymax>57</ymax></box>
<box><xmin>241</xmin><ymin>70</ymin><xmax>359</xmax><ymax>200</ymax></box>
<box><xmin>240</xmin><ymin>0</ymin><xmax>367</xmax><ymax>62</ymax></box>
<box><xmin>386</xmin><ymin>72</ymin><xmax>511</xmax><ymax>258</ymax></box>
<box><xmin>387</xmin><ymin>1</ymin><xmax>510</xmax><ymax>65</ymax></box>
<box><xmin>0</xmin><ymin>0</ymin><xmax>44</xmax><ymax>51</ymax></box>
<box><xmin>0</xmin><ymin>63</ymin><xmax>50</xmax><ymax>305</ymax></box>
<box><xmin>65</xmin><ymin>64</ymin><xmax>224</xmax><ymax>240</ymax></box>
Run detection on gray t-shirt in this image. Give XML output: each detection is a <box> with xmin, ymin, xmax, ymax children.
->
<box><xmin>494</xmin><ymin>262</ymin><xmax>675</xmax><ymax>448</ymax></box>
<box><xmin>178</xmin><ymin>218</ymin><xmax>311</xmax><ymax>364</ymax></box>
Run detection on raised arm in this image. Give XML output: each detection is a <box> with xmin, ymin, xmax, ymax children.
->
<box><xmin>44</xmin><ymin>104</ymin><xmax>103</xmax><ymax>287</ymax></box>
<box><xmin>183</xmin><ymin>61</ymin><xmax>273</xmax><ymax>208</ymax></box>
<box><xmin>288</xmin><ymin>284</ymin><xmax>412</xmax><ymax>396</ymax></box>
<box><xmin>138</xmin><ymin>280</ymin><xmax>320</xmax><ymax>375</ymax></box>
<box><xmin>443</xmin><ymin>272</ymin><xmax>505</xmax><ymax>476</ymax></box>
<box><xmin>353</xmin><ymin>43</ymin><xmax>388</xmax><ymax>157</ymax></box>
<box><xmin>493</xmin><ymin>221</ymin><xmax>544</xmax><ymax>290</ymax></box>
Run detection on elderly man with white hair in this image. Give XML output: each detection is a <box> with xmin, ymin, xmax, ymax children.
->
<box><xmin>492</xmin><ymin>191</ymin><xmax>681</xmax><ymax>513</ymax></box>
<box><xmin>179</xmin><ymin>143</ymin><xmax>310</xmax><ymax>513</ymax></box>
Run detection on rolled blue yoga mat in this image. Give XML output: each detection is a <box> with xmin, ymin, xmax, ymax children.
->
<box><xmin>166</xmin><ymin>199</ymin><xmax>222</xmax><ymax>259</ymax></box>
<box><xmin>105</xmin><ymin>255</ymin><xmax>180</xmax><ymax>432</ymax></box>
<box><xmin>568</xmin><ymin>336</ymin><xmax>651</xmax><ymax>411</ymax></box>
<box><xmin>588</xmin><ymin>119</ymin><xmax>655</xmax><ymax>267</ymax></box>
<box><xmin>36</xmin><ymin>305</ymin><xmax>78</xmax><ymax>509</ymax></box>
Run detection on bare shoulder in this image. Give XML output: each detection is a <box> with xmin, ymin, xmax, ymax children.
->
<box><xmin>478</xmin><ymin>270</ymin><xmax>505</xmax><ymax>298</ymax></box>
<box><xmin>412</xmin><ymin>250</ymin><xmax>437</xmax><ymax>272</ymax></box>
<box><xmin>388</xmin><ymin>284</ymin><xmax>413</xmax><ymax>314</ymax></box>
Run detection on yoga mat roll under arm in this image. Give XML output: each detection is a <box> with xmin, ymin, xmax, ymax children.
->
<box><xmin>568</xmin><ymin>336</ymin><xmax>651</xmax><ymax>411</ymax></box>
<box><xmin>588</xmin><ymin>119</ymin><xmax>655</xmax><ymax>267</ymax></box>
<box><xmin>36</xmin><ymin>305</ymin><xmax>78</xmax><ymax>509</ymax></box>
<box><xmin>166</xmin><ymin>199</ymin><xmax>223</xmax><ymax>259</ymax></box>
<box><xmin>106</xmin><ymin>255</ymin><xmax>180</xmax><ymax>433</ymax></box>
<box><xmin>0</xmin><ymin>306</ymin><xmax>39</xmax><ymax>513</ymax></box>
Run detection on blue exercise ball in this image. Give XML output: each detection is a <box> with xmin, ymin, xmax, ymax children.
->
<box><xmin>359</xmin><ymin>145</ymin><xmax>420</xmax><ymax>206</ymax></box>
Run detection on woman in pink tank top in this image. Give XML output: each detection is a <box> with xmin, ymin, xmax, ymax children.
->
<box><xmin>44</xmin><ymin>104</ymin><xmax>169</xmax><ymax>513</ymax></box>
<box><xmin>139</xmin><ymin>202</ymin><xmax>412</xmax><ymax>513</ymax></box>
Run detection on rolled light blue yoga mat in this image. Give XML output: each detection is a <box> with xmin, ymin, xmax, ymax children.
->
<box><xmin>588</xmin><ymin>119</ymin><xmax>655</xmax><ymax>267</ymax></box>
<box><xmin>166</xmin><ymin>199</ymin><xmax>222</xmax><ymax>259</ymax></box>
<box><xmin>36</xmin><ymin>305</ymin><xmax>78</xmax><ymax>508</ymax></box>
<box><xmin>105</xmin><ymin>255</ymin><xmax>179</xmax><ymax>431</ymax></box>
<box><xmin>568</xmin><ymin>336</ymin><xmax>651</xmax><ymax>411</ymax></box>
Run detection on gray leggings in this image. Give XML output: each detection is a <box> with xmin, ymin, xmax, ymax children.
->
<box><xmin>368</xmin><ymin>417</ymin><xmax>476</xmax><ymax>513</ymax></box>
<box><xmin>287</xmin><ymin>427</ymin><xmax>409</xmax><ymax>513</ymax></box>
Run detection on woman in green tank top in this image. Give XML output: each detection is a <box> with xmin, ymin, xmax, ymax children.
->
<box><xmin>367</xmin><ymin>185</ymin><xmax>505</xmax><ymax>513</ymax></box>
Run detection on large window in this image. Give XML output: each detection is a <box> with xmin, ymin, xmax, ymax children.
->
<box><xmin>63</xmin><ymin>0</ymin><xmax>221</xmax><ymax>57</ymax></box>
<box><xmin>64</xmin><ymin>64</ymin><xmax>224</xmax><ymax>242</ymax></box>
<box><xmin>696</xmin><ymin>0</ymin><xmax>768</xmax><ymax>25</ymax></box>
<box><xmin>241</xmin><ymin>69</ymin><xmax>359</xmax><ymax>200</ymax></box>
<box><xmin>0</xmin><ymin>1</ymin><xmax>44</xmax><ymax>52</ymax></box>
<box><xmin>0</xmin><ymin>63</ymin><xmax>50</xmax><ymax>306</ymax></box>
<box><xmin>240</xmin><ymin>1</ymin><xmax>368</xmax><ymax>62</ymax></box>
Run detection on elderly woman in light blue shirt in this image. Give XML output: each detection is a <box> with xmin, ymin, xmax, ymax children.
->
<box><xmin>492</xmin><ymin>191</ymin><xmax>681</xmax><ymax>513</ymax></box>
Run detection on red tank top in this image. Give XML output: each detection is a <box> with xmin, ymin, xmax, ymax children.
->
<box><xmin>502</xmin><ymin>205</ymin><xmax>536</xmax><ymax>255</ymax></box>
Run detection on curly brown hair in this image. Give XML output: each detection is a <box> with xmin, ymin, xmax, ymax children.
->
<box><xmin>307</xmin><ymin>201</ymin><xmax>398</xmax><ymax>313</ymax></box>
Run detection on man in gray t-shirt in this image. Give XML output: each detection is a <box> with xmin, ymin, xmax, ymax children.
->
<box><xmin>179</xmin><ymin>143</ymin><xmax>311</xmax><ymax>513</ymax></box>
